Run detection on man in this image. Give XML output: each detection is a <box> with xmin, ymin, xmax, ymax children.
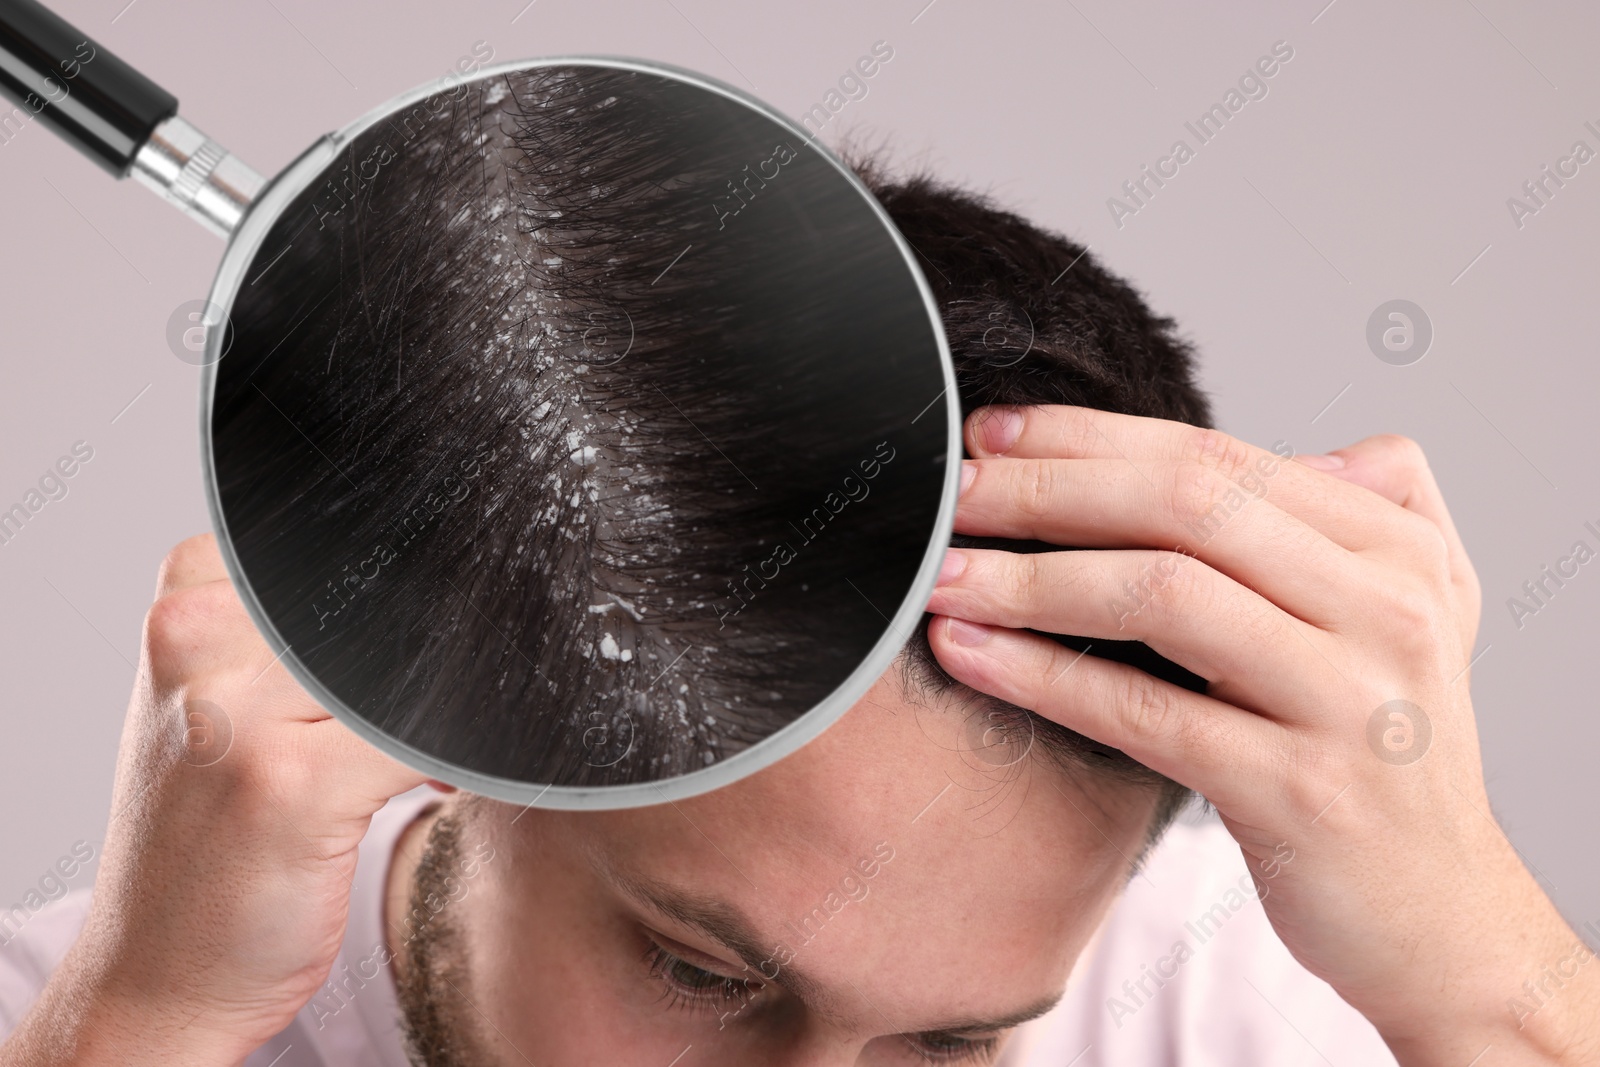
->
<box><xmin>2</xmin><ymin>160</ymin><xmax>1597</xmax><ymax>1065</ymax></box>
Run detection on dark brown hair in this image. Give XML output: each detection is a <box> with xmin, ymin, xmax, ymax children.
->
<box><xmin>851</xmin><ymin>152</ymin><xmax>1213</xmax><ymax>837</ymax></box>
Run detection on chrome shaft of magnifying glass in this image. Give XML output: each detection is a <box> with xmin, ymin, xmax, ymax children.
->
<box><xmin>129</xmin><ymin>114</ymin><xmax>264</xmax><ymax>238</ymax></box>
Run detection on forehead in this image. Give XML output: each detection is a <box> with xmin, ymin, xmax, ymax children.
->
<box><xmin>530</xmin><ymin>670</ymin><xmax>1156</xmax><ymax>1028</ymax></box>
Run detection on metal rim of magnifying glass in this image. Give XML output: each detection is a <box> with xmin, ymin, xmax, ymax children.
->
<box><xmin>196</xmin><ymin>54</ymin><xmax>961</xmax><ymax>811</ymax></box>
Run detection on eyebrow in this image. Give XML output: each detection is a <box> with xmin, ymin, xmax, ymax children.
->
<box><xmin>593</xmin><ymin>857</ymin><xmax>1064</xmax><ymax>1036</ymax></box>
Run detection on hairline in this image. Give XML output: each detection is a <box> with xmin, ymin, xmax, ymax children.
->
<box><xmin>888</xmin><ymin>647</ymin><xmax>1191</xmax><ymax>864</ymax></box>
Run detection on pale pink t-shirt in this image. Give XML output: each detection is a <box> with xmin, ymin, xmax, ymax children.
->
<box><xmin>0</xmin><ymin>789</ymin><xmax>1396</xmax><ymax>1065</ymax></box>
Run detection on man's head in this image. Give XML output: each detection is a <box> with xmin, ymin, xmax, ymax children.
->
<box><xmin>221</xmin><ymin>63</ymin><xmax>1215</xmax><ymax>1063</ymax></box>
<box><xmin>382</xmin><ymin>113</ymin><xmax>1215</xmax><ymax>1067</ymax></box>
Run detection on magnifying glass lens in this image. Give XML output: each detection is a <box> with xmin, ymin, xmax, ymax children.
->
<box><xmin>208</xmin><ymin>63</ymin><xmax>952</xmax><ymax>803</ymax></box>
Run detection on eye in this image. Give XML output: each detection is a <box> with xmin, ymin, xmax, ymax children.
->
<box><xmin>642</xmin><ymin>938</ymin><xmax>762</xmax><ymax>1014</ymax></box>
<box><xmin>905</xmin><ymin>1031</ymin><xmax>1002</xmax><ymax>1064</ymax></box>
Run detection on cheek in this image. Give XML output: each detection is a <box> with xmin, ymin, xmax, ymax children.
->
<box><xmin>460</xmin><ymin>854</ymin><xmax>622</xmax><ymax>1058</ymax></box>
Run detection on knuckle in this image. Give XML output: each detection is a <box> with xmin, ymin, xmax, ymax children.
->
<box><xmin>155</xmin><ymin>532</ymin><xmax>216</xmax><ymax>588</ymax></box>
<box><xmin>1058</xmin><ymin>408</ymin><xmax>1099</xmax><ymax>457</ymax></box>
<box><xmin>1384</xmin><ymin>580</ymin><xmax>1440</xmax><ymax>636</ymax></box>
<box><xmin>1149</xmin><ymin>552</ymin><xmax>1211</xmax><ymax>622</ymax></box>
<box><xmin>1107</xmin><ymin>552</ymin><xmax>1168</xmax><ymax>632</ymax></box>
<box><xmin>143</xmin><ymin>591</ymin><xmax>201</xmax><ymax>661</ymax></box>
<box><xmin>1232</xmin><ymin>587</ymin><xmax>1286</xmax><ymax>646</ymax></box>
<box><xmin>142</xmin><ymin>582</ymin><xmax>235</xmax><ymax>668</ymax></box>
<box><xmin>1187</xmin><ymin>427</ymin><xmax>1257</xmax><ymax>482</ymax></box>
<box><xmin>1281</xmin><ymin>744</ymin><xmax>1344</xmax><ymax>818</ymax></box>
<box><xmin>1168</xmin><ymin>463</ymin><xmax>1232</xmax><ymax>532</ymax></box>
<box><xmin>1400</xmin><ymin>510</ymin><xmax>1452</xmax><ymax>566</ymax></box>
<box><xmin>1115</xmin><ymin>667</ymin><xmax>1178</xmax><ymax>747</ymax></box>
<box><xmin>1209</xmin><ymin>579</ymin><xmax>1286</xmax><ymax>646</ymax></box>
<box><xmin>1009</xmin><ymin>550</ymin><xmax>1049</xmax><ymax>606</ymax></box>
<box><xmin>1374</xmin><ymin>433</ymin><xmax>1428</xmax><ymax>473</ymax></box>
<box><xmin>1016</xmin><ymin>459</ymin><xmax>1058</xmax><ymax>521</ymax></box>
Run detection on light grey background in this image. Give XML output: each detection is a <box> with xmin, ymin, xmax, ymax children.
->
<box><xmin>2</xmin><ymin>0</ymin><xmax>1597</xmax><ymax>937</ymax></box>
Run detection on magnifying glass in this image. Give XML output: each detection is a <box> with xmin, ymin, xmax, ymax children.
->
<box><xmin>1</xmin><ymin>1</ymin><xmax>958</xmax><ymax>808</ymax></box>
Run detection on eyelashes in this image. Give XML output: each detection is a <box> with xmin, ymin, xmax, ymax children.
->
<box><xmin>639</xmin><ymin>937</ymin><xmax>1002</xmax><ymax>1064</ymax></box>
<box><xmin>641</xmin><ymin>938</ymin><xmax>762</xmax><ymax>1013</ymax></box>
<box><xmin>906</xmin><ymin>1031</ymin><xmax>1001</xmax><ymax>1064</ymax></box>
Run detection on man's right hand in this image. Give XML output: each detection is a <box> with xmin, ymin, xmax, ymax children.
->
<box><xmin>0</xmin><ymin>534</ymin><xmax>429</xmax><ymax>1066</ymax></box>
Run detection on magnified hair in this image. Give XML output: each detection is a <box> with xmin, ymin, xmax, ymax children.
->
<box><xmin>210</xmin><ymin>64</ymin><xmax>948</xmax><ymax>789</ymax></box>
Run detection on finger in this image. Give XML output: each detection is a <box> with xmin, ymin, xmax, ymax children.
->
<box><xmin>963</xmin><ymin>405</ymin><xmax>1411</xmax><ymax>558</ymax></box>
<box><xmin>143</xmin><ymin>578</ymin><xmax>327</xmax><ymax>723</ymax></box>
<box><xmin>927</xmin><ymin>614</ymin><xmax>1279</xmax><ymax>811</ymax></box>
<box><xmin>954</xmin><ymin>457</ymin><xmax>1369</xmax><ymax>630</ymax></box>
<box><xmin>143</xmin><ymin>577</ymin><xmax>258</xmax><ymax>683</ymax></box>
<box><xmin>927</xmin><ymin>547</ymin><xmax>1338</xmax><ymax>722</ymax></box>
<box><xmin>1295</xmin><ymin>434</ymin><xmax>1480</xmax><ymax>629</ymax></box>
<box><xmin>153</xmin><ymin>532</ymin><xmax>227</xmax><ymax>599</ymax></box>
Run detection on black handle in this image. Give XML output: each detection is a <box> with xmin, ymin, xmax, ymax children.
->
<box><xmin>0</xmin><ymin>0</ymin><xmax>177</xmax><ymax>176</ymax></box>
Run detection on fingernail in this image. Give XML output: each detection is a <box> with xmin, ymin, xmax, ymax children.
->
<box><xmin>936</xmin><ymin>549</ymin><xmax>967</xmax><ymax>587</ymax></box>
<box><xmin>979</xmin><ymin>409</ymin><xmax>1023</xmax><ymax>454</ymax></box>
<box><xmin>960</xmin><ymin>461</ymin><xmax>977</xmax><ymax>496</ymax></box>
<box><xmin>1294</xmin><ymin>453</ymin><xmax>1346</xmax><ymax>470</ymax></box>
<box><xmin>946</xmin><ymin>617</ymin><xmax>992</xmax><ymax>647</ymax></box>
